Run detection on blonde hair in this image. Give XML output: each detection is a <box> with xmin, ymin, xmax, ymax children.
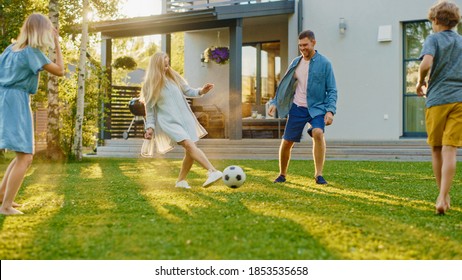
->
<box><xmin>428</xmin><ymin>1</ymin><xmax>461</xmax><ymax>29</ymax></box>
<box><xmin>141</xmin><ymin>52</ymin><xmax>185</xmax><ymax>107</ymax></box>
<box><xmin>12</xmin><ymin>13</ymin><xmax>55</xmax><ymax>51</ymax></box>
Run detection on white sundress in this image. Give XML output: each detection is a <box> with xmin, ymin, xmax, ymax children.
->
<box><xmin>145</xmin><ymin>79</ymin><xmax>207</xmax><ymax>154</ymax></box>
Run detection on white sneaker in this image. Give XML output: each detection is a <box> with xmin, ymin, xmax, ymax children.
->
<box><xmin>203</xmin><ymin>170</ymin><xmax>223</xmax><ymax>188</ymax></box>
<box><xmin>175</xmin><ymin>180</ymin><xmax>191</xmax><ymax>189</ymax></box>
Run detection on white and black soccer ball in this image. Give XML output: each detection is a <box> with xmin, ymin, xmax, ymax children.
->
<box><xmin>222</xmin><ymin>165</ymin><xmax>246</xmax><ymax>188</ymax></box>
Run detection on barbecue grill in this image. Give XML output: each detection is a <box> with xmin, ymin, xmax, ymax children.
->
<box><xmin>123</xmin><ymin>97</ymin><xmax>146</xmax><ymax>140</ymax></box>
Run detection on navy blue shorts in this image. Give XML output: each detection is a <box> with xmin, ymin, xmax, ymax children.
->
<box><xmin>283</xmin><ymin>103</ymin><xmax>325</xmax><ymax>142</ymax></box>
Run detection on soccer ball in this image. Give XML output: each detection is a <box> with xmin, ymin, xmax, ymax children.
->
<box><xmin>222</xmin><ymin>165</ymin><xmax>246</xmax><ymax>188</ymax></box>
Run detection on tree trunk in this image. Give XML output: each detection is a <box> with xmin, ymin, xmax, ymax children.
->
<box><xmin>73</xmin><ymin>0</ymin><xmax>90</xmax><ymax>161</ymax></box>
<box><xmin>46</xmin><ymin>0</ymin><xmax>65</xmax><ymax>161</ymax></box>
<box><xmin>0</xmin><ymin>149</ymin><xmax>5</xmax><ymax>163</ymax></box>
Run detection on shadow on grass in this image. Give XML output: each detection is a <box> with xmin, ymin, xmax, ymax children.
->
<box><xmin>244</xmin><ymin>160</ymin><xmax>462</xmax><ymax>259</ymax></box>
<box><xmin>1</xmin><ymin>158</ymin><xmax>461</xmax><ymax>260</ymax></box>
<box><xmin>13</xmin><ymin>158</ymin><xmax>335</xmax><ymax>260</ymax></box>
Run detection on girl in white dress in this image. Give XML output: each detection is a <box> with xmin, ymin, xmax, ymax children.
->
<box><xmin>142</xmin><ymin>52</ymin><xmax>222</xmax><ymax>189</ymax></box>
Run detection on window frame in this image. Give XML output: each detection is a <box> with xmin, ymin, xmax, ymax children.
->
<box><xmin>402</xmin><ymin>19</ymin><xmax>430</xmax><ymax>138</ymax></box>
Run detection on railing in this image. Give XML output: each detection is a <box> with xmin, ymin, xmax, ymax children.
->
<box><xmin>166</xmin><ymin>0</ymin><xmax>287</xmax><ymax>13</ymax></box>
<box><xmin>108</xmin><ymin>86</ymin><xmax>144</xmax><ymax>139</ymax></box>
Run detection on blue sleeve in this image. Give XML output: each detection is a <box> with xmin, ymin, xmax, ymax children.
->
<box><xmin>325</xmin><ymin>61</ymin><xmax>338</xmax><ymax>114</ymax></box>
<box><xmin>27</xmin><ymin>47</ymin><xmax>51</xmax><ymax>74</ymax></box>
<box><xmin>419</xmin><ymin>35</ymin><xmax>437</xmax><ymax>60</ymax></box>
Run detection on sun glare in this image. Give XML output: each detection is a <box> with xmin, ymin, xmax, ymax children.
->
<box><xmin>120</xmin><ymin>0</ymin><xmax>162</xmax><ymax>17</ymax></box>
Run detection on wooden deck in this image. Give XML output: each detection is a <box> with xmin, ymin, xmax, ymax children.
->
<box><xmin>91</xmin><ymin>138</ymin><xmax>461</xmax><ymax>161</ymax></box>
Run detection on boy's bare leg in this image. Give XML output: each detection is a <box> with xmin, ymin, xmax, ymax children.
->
<box><xmin>435</xmin><ymin>145</ymin><xmax>457</xmax><ymax>214</ymax></box>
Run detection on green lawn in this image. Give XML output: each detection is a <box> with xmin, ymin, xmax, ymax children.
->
<box><xmin>0</xmin><ymin>156</ymin><xmax>461</xmax><ymax>260</ymax></box>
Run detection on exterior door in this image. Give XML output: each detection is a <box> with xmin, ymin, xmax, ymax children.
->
<box><xmin>242</xmin><ymin>42</ymin><xmax>281</xmax><ymax>118</ymax></box>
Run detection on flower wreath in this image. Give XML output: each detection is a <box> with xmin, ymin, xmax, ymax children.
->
<box><xmin>203</xmin><ymin>46</ymin><xmax>230</xmax><ymax>65</ymax></box>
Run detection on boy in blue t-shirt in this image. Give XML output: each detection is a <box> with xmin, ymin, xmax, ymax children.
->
<box><xmin>417</xmin><ymin>1</ymin><xmax>462</xmax><ymax>215</ymax></box>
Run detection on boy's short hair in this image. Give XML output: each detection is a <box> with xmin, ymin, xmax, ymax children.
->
<box><xmin>298</xmin><ymin>30</ymin><xmax>315</xmax><ymax>41</ymax></box>
<box><xmin>428</xmin><ymin>1</ymin><xmax>461</xmax><ymax>29</ymax></box>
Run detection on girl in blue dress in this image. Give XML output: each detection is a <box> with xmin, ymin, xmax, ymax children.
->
<box><xmin>0</xmin><ymin>13</ymin><xmax>64</xmax><ymax>215</ymax></box>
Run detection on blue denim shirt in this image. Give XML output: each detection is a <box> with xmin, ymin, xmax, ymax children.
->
<box><xmin>271</xmin><ymin>51</ymin><xmax>337</xmax><ymax>118</ymax></box>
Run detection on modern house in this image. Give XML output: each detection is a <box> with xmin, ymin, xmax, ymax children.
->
<box><xmin>33</xmin><ymin>0</ymin><xmax>457</xmax><ymax>159</ymax></box>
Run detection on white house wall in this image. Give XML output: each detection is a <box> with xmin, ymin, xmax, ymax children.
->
<box><xmin>184</xmin><ymin>29</ymin><xmax>230</xmax><ymax>125</ymax></box>
<box><xmin>299</xmin><ymin>0</ymin><xmax>462</xmax><ymax>140</ymax></box>
<box><xmin>184</xmin><ymin>20</ymin><xmax>288</xmax><ymax>135</ymax></box>
<box><xmin>184</xmin><ymin>0</ymin><xmax>462</xmax><ymax>141</ymax></box>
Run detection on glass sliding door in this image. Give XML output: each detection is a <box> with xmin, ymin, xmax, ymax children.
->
<box><xmin>242</xmin><ymin>41</ymin><xmax>280</xmax><ymax>118</ymax></box>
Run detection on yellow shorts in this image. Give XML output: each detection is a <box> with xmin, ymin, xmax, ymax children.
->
<box><xmin>426</xmin><ymin>102</ymin><xmax>462</xmax><ymax>147</ymax></box>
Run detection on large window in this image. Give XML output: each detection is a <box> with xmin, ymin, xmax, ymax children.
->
<box><xmin>403</xmin><ymin>21</ymin><xmax>462</xmax><ymax>137</ymax></box>
<box><xmin>242</xmin><ymin>42</ymin><xmax>281</xmax><ymax>117</ymax></box>
<box><xmin>402</xmin><ymin>20</ymin><xmax>432</xmax><ymax>137</ymax></box>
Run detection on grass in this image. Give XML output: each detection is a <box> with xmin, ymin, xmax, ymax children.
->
<box><xmin>0</xmin><ymin>155</ymin><xmax>461</xmax><ymax>260</ymax></box>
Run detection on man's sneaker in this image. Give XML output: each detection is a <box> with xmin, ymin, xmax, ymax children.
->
<box><xmin>203</xmin><ymin>170</ymin><xmax>223</xmax><ymax>188</ymax></box>
<box><xmin>273</xmin><ymin>174</ymin><xmax>286</xmax><ymax>183</ymax></box>
<box><xmin>315</xmin><ymin>175</ymin><xmax>327</xmax><ymax>185</ymax></box>
<box><xmin>175</xmin><ymin>180</ymin><xmax>191</xmax><ymax>189</ymax></box>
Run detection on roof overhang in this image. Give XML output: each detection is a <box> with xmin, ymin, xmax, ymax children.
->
<box><xmin>90</xmin><ymin>0</ymin><xmax>295</xmax><ymax>38</ymax></box>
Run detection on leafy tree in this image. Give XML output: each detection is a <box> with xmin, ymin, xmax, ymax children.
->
<box><xmin>47</xmin><ymin>0</ymin><xmax>64</xmax><ymax>161</ymax></box>
<box><xmin>2</xmin><ymin>0</ymin><xmax>163</xmax><ymax>159</ymax></box>
<box><xmin>0</xmin><ymin>0</ymin><xmax>47</xmax><ymax>51</ymax></box>
<box><xmin>111</xmin><ymin>37</ymin><xmax>159</xmax><ymax>85</ymax></box>
<box><xmin>72</xmin><ymin>0</ymin><xmax>91</xmax><ymax>160</ymax></box>
<box><xmin>171</xmin><ymin>32</ymin><xmax>184</xmax><ymax>75</ymax></box>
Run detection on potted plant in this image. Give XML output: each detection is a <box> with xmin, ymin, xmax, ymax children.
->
<box><xmin>203</xmin><ymin>46</ymin><xmax>230</xmax><ymax>65</ymax></box>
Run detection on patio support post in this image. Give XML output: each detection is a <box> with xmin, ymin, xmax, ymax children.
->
<box><xmin>101</xmin><ymin>36</ymin><xmax>112</xmax><ymax>140</ymax></box>
<box><xmin>228</xmin><ymin>18</ymin><xmax>243</xmax><ymax>140</ymax></box>
<box><xmin>298</xmin><ymin>0</ymin><xmax>303</xmax><ymax>34</ymax></box>
<box><xmin>161</xmin><ymin>33</ymin><xmax>171</xmax><ymax>57</ymax></box>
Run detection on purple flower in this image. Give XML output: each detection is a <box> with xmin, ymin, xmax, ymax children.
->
<box><xmin>205</xmin><ymin>46</ymin><xmax>230</xmax><ymax>64</ymax></box>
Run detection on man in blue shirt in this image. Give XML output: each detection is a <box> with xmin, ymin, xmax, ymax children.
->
<box><xmin>268</xmin><ymin>30</ymin><xmax>338</xmax><ymax>185</ymax></box>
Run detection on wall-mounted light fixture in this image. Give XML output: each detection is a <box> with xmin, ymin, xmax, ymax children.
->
<box><xmin>339</xmin><ymin>18</ymin><xmax>347</xmax><ymax>34</ymax></box>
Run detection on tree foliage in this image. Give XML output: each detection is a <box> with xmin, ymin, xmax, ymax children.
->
<box><xmin>1</xmin><ymin>0</ymin><xmax>122</xmax><ymax>159</ymax></box>
<box><xmin>59</xmin><ymin>0</ymin><xmax>118</xmax><ymax>33</ymax></box>
<box><xmin>111</xmin><ymin>37</ymin><xmax>159</xmax><ymax>85</ymax></box>
<box><xmin>171</xmin><ymin>32</ymin><xmax>184</xmax><ymax>75</ymax></box>
<box><xmin>1</xmin><ymin>0</ymin><xmax>167</xmax><ymax>158</ymax></box>
<box><xmin>0</xmin><ymin>0</ymin><xmax>47</xmax><ymax>50</ymax></box>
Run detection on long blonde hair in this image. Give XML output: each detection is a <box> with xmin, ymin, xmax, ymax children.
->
<box><xmin>141</xmin><ymin>52</ymin><xmax>185</xmax><ymax>107</ymax></box>
<box><xmin>12</xmin><ymin>13</ymin><xmax>55</xmax><ymax>51</ymax></box>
